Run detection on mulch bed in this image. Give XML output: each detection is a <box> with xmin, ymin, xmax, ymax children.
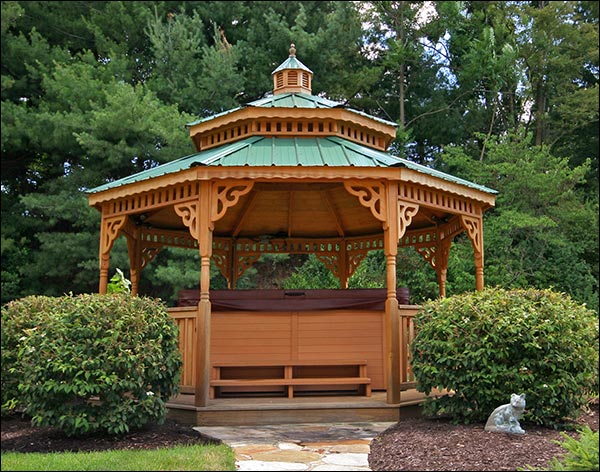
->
<box><xmin>368</xmin><ymin>399</ymin><xmax>598</xmax><ymax>471</ymax></box>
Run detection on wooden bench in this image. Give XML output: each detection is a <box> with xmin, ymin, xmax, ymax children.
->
<box><xmin>210</xmin><ymin>360</ymin><xmax>371</xmax><ymax>399</ymax></box>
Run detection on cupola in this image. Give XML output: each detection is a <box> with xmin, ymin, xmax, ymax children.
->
<box><xmin>272</xmin><ymin>44</ymin><xmax>312</xmax><ymax>95</ymax></box>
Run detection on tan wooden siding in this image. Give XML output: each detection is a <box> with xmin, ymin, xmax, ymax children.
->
<box><xmin>295</xmin><ymin>310</ymin><xmax>384</xmax><ymax>389</ymax></box>
<box><xmin>210</xmin><ymin>309</ymin><xmax>385</xmax><ymax>390</ymax></box>
<box><xmin>212</xmin><ymin>312</ymin><xmax>293</xmax><ymax>361</ymax></box>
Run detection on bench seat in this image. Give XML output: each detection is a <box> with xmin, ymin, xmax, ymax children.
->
<box><xmin>210</xmin><ymin>361</ymin><xmax>371</xmax><ymax>399</ymax></box>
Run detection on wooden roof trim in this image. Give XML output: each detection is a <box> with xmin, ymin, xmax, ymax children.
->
<box><xmin>89</xmin><ymin>166</ymin><xmax>495</xmax><ymax>210</ymax></box>
<box><xmin>399</xmin><ymin>169</ymin><xmax>496</xmax><ymax>209</ymax></box>
<box><xmin>89</xmin><ymin>167</ymin><xmax>400</xmax><ymax>207</ymax></box>
<box><xmin>187</xmin><ymin>107</ymin><xmax>397</xmax><ymax>142</ymax></box>
<box><xmin>88</xmin><ymin>167</ymin><xmax>200</xmax><ymax>208</ymax></box>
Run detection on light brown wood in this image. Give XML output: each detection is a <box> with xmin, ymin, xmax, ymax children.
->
<box><xmin>91</xmin><ymin>50</ymin><xmax>496</xmax><ymax>409</ymax></box>
<box><xmin>187</xmin><ymin>107</ymin><xmax>397</xmax><ymax>152</ymax></box>
<box><xmin>212</xmin><ymin>360</ymin><xmax>368</xmax><ymax>367</ymax></box>
<box><xmin>210</xmin><ymin>359</ymin><xmax>371</xmax><ymax>399</ymax></box>
<box><xmin>169</xmin><ymin>306</ymin><xmax>423</xmax><ymax>395</ymax></box>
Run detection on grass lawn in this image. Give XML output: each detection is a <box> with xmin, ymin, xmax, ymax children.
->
<box><xmin>0</xmin><ymin>444</ymin><xmax>236</xmax><ymax>471</ymax></box>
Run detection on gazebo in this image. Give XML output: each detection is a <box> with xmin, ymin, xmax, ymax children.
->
<box><xmin>87</xmin><ymin>45</ymin><xmax>497</xmax><ymax>414</ymax></box>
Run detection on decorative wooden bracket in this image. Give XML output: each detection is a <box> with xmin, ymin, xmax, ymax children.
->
<box><xmin>416</xmin><ymin>246</ymin><xmax>436</xmax><ymax>269</ymax></box>
<box><xmin>398</xmin><ymin>200</ymin><xmax>419</xmax><ymax>240</ymax></box>
<box><xmin>141</xmin><ymin>246</ymin><xmax>162</xmax><ymax>270</ymax></box>
<box><xmin>234</xmin><ymin>255</ymin><xmax>259</xmax><ymax>282</ymax></box>
<box><xmin>175</xmin><ymin>181</ymin><xmax>253</xmax><ymax>241</ymax></box>
<box><xmin>98</xmin><ymin>214</ymin><xmax>127</xmax><ymax>294</ymax></box>
<box><xmin>100</xmin><ymin>215</ymin><xmax>127</xmax><ymax>255</ymax></box>
<box><xmin>344</xmin><ymin>181</ymin><xmax>387</xmax><ymax>225</ymax></box>
<box><xmin>316</xmin><ymin>254</ymin><xmax>340</xmax><ymax>280</ymax></box>
<box><xmin>460</xmin><ymin>215</ymin><xmax>482</xmax><ymax>254</ymax></box>
<box><xmin>212</xmin><ymin>181</ymin><xmax>254</xmax><ymax>223</ymax></box>
<box><xmin>460</xmin><ymin>215</ymin><xmax>484</xmax><ymax>291</ymax></box>
<box><xmin>212</xmin><ymin>252</ymin><xmax>230</xmax><ymax>286</ymax></box>
<box><xmin>348</xmin><ymin>251</ymin><xmax>368</xmax><ymax>278</ymax></box>
<box><xmin>174</xmin><ymin>202</ymin><xmax>200</xmax><ymax>240</ymax></box>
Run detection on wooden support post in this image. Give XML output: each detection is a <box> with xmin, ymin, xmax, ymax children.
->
<box><xmin>436</xmin><ymin>238</ymin><xmax>451</xmax><ymax>298</ymax></box>
<box><xmin>385</xmin><ymin>257</ymin><xmax>400</xmax><ymax>404</ymax></box>
<box><xmin>345</xmin><ymin>180</ymin><xmax>407</xmax><ymax>405</ymax></box>
<box><xmin>174</xmin><ymin>183</ymin><xmax>213</xmax><ymax>407</ymax></box>
<box><xmin>125</xmin><ymin>223</ymin><xmax>141</xmax><ymax>297</ymax></box>
<box><xmin>99</xmin><ymin>253</ymin><xmax>110</xmax><ymax>295</ymax></box>
<box><xmin>196</xmin><ymin>182</ymin><xmax>213</xmax><ymax>407</ymax></box>
<box><xmin>475</xmin><ymin>252</ymin><xmax>484</xmax><ymax>291</ymax></box>
<box><xmin>385</xmin><ymin>183</ymin><xmax>401</xmax><ymax>405</ymax></box>
<box><xmin>196</xmin><ymin>283</ymin><xmax>211</xmax><ymax>406</ymax></box>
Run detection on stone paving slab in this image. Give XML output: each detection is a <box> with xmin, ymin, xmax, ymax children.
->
<box><xmin>194</xmin><ymin>421</ymin><xmax>395</xmax><ymax>471</ymax></box>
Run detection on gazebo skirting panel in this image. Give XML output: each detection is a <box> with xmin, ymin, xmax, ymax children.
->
<box><xmin>165</xmin><ymin>390</ymin><xmax>442</xmax><ymax>426</ymax></box>
<box><xmin>168</xmin><ymin>288</ymin><xmax>419</xmax><ymax>399</ymax></box>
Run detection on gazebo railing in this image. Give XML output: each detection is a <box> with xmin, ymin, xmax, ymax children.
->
<box><xmin>399</xmin><ymin>311</ymin><xmax>418</xmax><ymax>390</ymax></box>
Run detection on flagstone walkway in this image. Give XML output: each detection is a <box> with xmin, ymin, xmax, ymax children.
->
<box><xmin>194</xmin><ymin>421</ymin><xmax>396</xmax><ymax>471</ymax></box>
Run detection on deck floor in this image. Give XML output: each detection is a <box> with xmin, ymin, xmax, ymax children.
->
<box><xmin>166</xmin><ymin>389</ymin><xmax>443</xmax><ymax>426</ymax></box>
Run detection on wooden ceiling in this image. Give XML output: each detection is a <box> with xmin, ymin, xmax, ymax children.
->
<box><xmin>138</xmin><ymin>181</ymin><xmax>448</xmax><ymax>240</ymax></box>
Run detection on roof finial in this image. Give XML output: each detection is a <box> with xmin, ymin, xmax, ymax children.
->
<box><xmin>289</xmin><ymin>43</ymin><xmax>296</xmax><ymax>57</ymax></box>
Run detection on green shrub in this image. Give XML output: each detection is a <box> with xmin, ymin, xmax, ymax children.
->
<box><xmin>2</xmin><ymin>296</ymin><xmax>58</xmax><ymax>415</ymax></box>
<box><xmin>3</xmin><ymin>293</ymin><xmax>182</xmax><ymax>436</ymax></box>
<box><xmin>410</xmin><ymin>287</ymin><xmax>599</xmax><ymax>428</ymax></box>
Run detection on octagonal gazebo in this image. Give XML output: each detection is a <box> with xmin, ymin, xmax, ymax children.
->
<box><xmin>88</xmin><ymin>45</ymin><xmax>496</xmax><ymax>414</ymax></box>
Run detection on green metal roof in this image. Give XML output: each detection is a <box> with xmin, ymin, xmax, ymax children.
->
<box><xmin>272</xmin><ymin>55</ymin><xmax>312</xmax><ymax>74</ymax></box>
<box><xmin>185</xmin><ymin>93</ymin><xmax>398</xmax><ymax>128</ymax></box>
<box><xmin>86</xmin><ymin>136</ymin><xmax>497</xmax><ymax>195</ymax></box>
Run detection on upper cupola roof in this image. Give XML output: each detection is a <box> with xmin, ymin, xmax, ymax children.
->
<box><xmin>184</xmin><ymin>45</ymin><xmax>398</xmax><ymax>153</ymax></box>
<box><xmin>272</xmin><ymin>44</ymin><xmax>313</xmax><ymax>95</ymax></box>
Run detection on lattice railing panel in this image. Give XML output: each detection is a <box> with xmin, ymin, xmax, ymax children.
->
<box><xmin>399</xmin><ymin>228</ymin><xmax>437</xmax><ymax>248</ymax></box>
<box><xmin>140</xmin><ymin>229</ymin><xmax>198</xmax><ymax>249</ymax></box>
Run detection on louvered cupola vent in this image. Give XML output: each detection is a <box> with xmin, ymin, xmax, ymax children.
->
<box><xmin>272</xmin><ymin>44</ymin><xmax>313</xmax><ymax>95</ymax></box>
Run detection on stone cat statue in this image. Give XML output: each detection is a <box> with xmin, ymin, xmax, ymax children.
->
<box><xmin>484</xmin><ymin>393</ymin><xmax>526</xmax><ymax>435</ymax></box>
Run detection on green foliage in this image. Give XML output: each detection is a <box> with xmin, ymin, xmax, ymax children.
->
<box><xmin>107</xmin><ymin>268</ymin><xmax>131</xmax><ymax>294</ymax></box>
<box><xmin>0</xmin><ymin>1</ymin><xmax>597</xmax><ymax>311</ymax></box>
<box><xmin>1</xmin><ymin>295</ymin><xmax>57</xmax><ymax>415</ymax></box>
<box><xmin>282</xmin><ymin>253</ymin><xmax>339</xmax><ymax>289</ymax></box>
<box><xmin>2</xmin><ymin>293</ymin><xmax>182</xmax><ymax>436</ymax></box>
<box><xmin>346</xmin><ymin>249</ymin><xmax>437</xmax><ymax>303</ymax></box>
<box><xmin>146</xmin><ymin>9</ymin><xmax>243</xmax><ymax>115</ymax></box>
<box><xmin>522</xmin><ymin>425</ymin><xmax>599</xmax><ymax>471</ymax></box>
<box><xmin>438</xmin><ymin>133</ymin><xmax>599</xmax><ymax>313</ymax></box>
<box><xmin>411</xmin><ymin>287</ymin><xmax>599</xmax><ymax>428</ymax></box>
<box><xmin>347</xmin><ymin>250</ymin><xmax>385</xmax><ymax>289</ymax></box>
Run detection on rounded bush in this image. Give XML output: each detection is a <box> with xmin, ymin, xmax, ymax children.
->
<box><xmin>4</xmin><ymin>293</ymin><xmax>182</xmax><ymax>436</ymax></box>
<box><xmin>410</xmin><ymin>287</ymin><xmax>598</xmax><ymax>428</ymax></box>
<box><xmin>2</xmin><ymin>296</ymin><xmax>58</xmax><ymax>415</ymax></box>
